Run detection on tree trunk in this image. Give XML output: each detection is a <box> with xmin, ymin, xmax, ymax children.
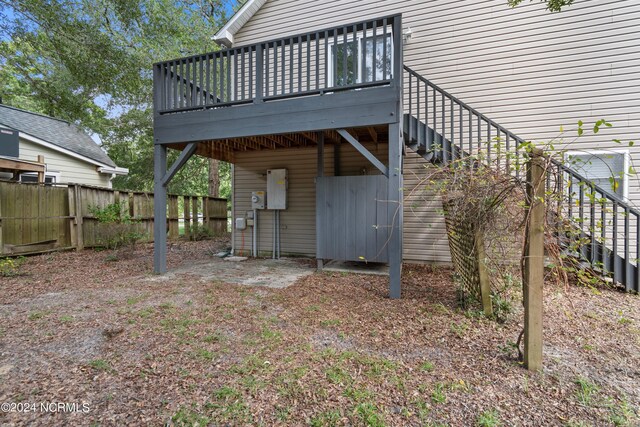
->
<box><xmin>208</xmin><ymin>158</ymin><xmax>220</xmax><ymax>197</ymax></box>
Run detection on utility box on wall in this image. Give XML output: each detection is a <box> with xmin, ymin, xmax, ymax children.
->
<box><xmin>267</xmin><ymin>169</ymin><xmax>287</xmax><ymax>210</ymax></box>
<box><xmin>251</xmin><ymin>191</ymin><xmax>266</xmax><ymax>209</ymax></box>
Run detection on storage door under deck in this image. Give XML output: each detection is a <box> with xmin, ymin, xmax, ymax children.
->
<box><xmin>316</xmin><ymin>175</ymin><xmax>389</xmax><ymax>263</ymax></box>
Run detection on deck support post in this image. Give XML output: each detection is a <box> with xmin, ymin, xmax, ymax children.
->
<box><xmin>388</xmin><ymin>122</ymin><xmax>403</xmax><ymax>299</ymax></box>
<box><xmin>317</xmin><ymin>131</ymin><xmax>324</xmax><ymax>271</ymax></box>
<box><xmin>154</xmin><ymin>144</ymin><xmax>168</xmax><ymax>274</ymax></box>
<box><xmin>388</xmin><ymin>14</ymin><xmax>403</xmax><ymax>299</ymax></box>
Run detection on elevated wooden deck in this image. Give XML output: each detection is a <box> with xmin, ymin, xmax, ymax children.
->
<box><xmin>153</xmin><ymin>15</ymin><xmax>403</xmax><ymax>160</ymax></box>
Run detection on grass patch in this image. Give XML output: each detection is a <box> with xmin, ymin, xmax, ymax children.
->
<box><xmin>354</xmin><ymin>402</ymin><xmax>385</xmax><ymax>427</ymax></box>
<box><xmin>88</xmin><ymin>359</ymin><xmax>111</xmax><ymax>372</ymax></box>
<box><xmin>27</xmin><ymin>311</ymin><xmax>47</xmax><ymax>321</ymax></box>
<box><xmin>310</xmin><ymin>409</ymin><xmax>342</xmax><ymax>427</ymax></box>
<box><xmin>343</xmin><ymin>386</ymin><xmax>374</xmax><ymax>402</ymax></box>
<box><xmin>320</xmin><ymin>319</ymin><xmax>341</xmax><ymax>328</ymax></box>
<box><xmin>575</xmin><ymin>376</ymin><xmax>599</xmax><ymax>406</ymax></box>
<box><xmin>325</xmin><ymin>365</ymin><xmax>352</xmax><ymax>385</ymax></box>
<box><xmin>420</xmin><ymin>360</ymin><xmax>435</xmax><ymax>372</ymax></box>
<box><xmin>476</xmin><ymin>409</ymin><xmax>501</xmax><ymax>427</ymax></box>
<box><xmin>431</xmin><ymin>382</ymin><xmax>447</xmax><ymax>404</ymax></box>
<box><xmin>260</xmin><ymin>327</ymin><xmax>282</xmax><ymax>343</ymax></box>
<box><xmin>126</xmin><ymin>295</ymin><xmax>146</xmax><ymax>305</ymax></box>
<box><xmin>206</xmin><ymin>386</ymin><xmax>252</xmax><ymax>424</ymax></box>
<box><xmin>203</xmin><ymin>331</ymin><xmax>225</xmax><ymax>343</ymax></box>
<box><xmin>193</xmin><ymin>348</ymin><xmax>216</xmax><ymax>361</ymax></box>
<box><xmin>171</xmin><ymin>407</ymin><xmax>210</xmax><ymax>426</ymax></box>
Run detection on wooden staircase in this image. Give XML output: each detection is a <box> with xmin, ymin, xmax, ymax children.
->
<box><xmin>402</xmin><ymin>65</ymin><xmax>640</xmax><ymax>293</ymax></box>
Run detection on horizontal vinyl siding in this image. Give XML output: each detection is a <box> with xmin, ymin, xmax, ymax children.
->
<box><xmin>403</xmin><ymin>151</ymin><xmax>451</xmax><ymax>263</ymax></box>
<box><xmin>232</xmin><ymin>142</ymin><xmax>389</xmax><ymax>258</ymax></box>
<box><xmin>18</xmin><ymin>139</ymin><xmax>112</xmax><ymax>188</ymax></box>
<box><xmin>235</xmin><ymin>0</ymin><xmax>640</xmax><ymax>215</ymax></box>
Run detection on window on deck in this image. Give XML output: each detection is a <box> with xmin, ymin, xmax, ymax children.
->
<box><xmin>330</xmin><ymin>33</ymin><xmax>393</xmax><ymax>87</ymax></box>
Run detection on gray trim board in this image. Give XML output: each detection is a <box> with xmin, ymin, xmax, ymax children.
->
<box><xmin>337</xmin><ymin>129</ymin><xmax>388</xmax><ymax>177</ymax></box>
<box><xmin>154</xmin><ymin>87</ymin><xmax>399</xmax><ymax>145</ymax></box>
<box><xmin>162</xmin><ymin>143</ymin><xmax>197</xmax><ymax>186</ymax></box>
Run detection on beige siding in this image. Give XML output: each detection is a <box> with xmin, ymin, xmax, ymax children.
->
<box><xmin>403</xmin><ymin>151</ymin><xmax>451</xmax><ymax>263</ymax></box>
<box><xmin>18</xmin><ymin>138</ymin><xmax>112</xmax><ymax>188</ymax></box>
<box><xmin>232</xmin><ymin>142</ymin><xmax>388</xmax><ymax>257</ymax></box>
<box><xmin>231</xmin><ymin>0</ymin><xmax>640</xmax><ymax>262</ymax></box>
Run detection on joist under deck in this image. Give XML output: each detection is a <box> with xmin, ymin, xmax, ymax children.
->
<box><xmin>166</xmin><ymin>125</ymin><xmax>390</xmax><ymax>162</ymax></box>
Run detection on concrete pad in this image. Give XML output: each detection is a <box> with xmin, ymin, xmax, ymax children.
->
<box><xmin>322</xmin><ymin>260</ymin><xmax>389</xmax><ymax>276</ymax></box>
<box><xmin>147</xmin><ymin>257</ymin><xmax>314</xmax><ymax>289</ymax></box>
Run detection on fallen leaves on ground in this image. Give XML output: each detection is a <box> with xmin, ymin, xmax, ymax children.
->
<box><xmin>0</xmin><ymin>238</ymin><xmax>638</xmax><ymax>426</ymax></box>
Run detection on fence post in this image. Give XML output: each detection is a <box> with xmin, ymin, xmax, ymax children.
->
<box><xmin>0</xmin><ymin>190</ymin><xmax>3</xmax><ymax>254</ymax></box>
<box><xmin>475</xmin><ymin>229</ymin><xmax>493</xmax><ymax>317</ymax></box>
<box><xmin>524</xmin><ymin>148</ymin><xmax>545</xmax><ymax>371</ymax></box>
<box><xmin>192</xmin><ymin>197</ymin><xmax>198</xmax><ymax>231</ymax></box>
<box><xmin>168</xmin><ymin>195</ymin><xmax>179</xmax><ymax>240</ymax></box>
<box><xmin>203</xmin><ymin>196</ymin><xmax>211</xmax><ymax>233</ymax></box>
<box><xmin>37</xmin><ymin>155</ymin><xmax>45</xmax><ymax>184</ymax></box>
<box><xmin>184</xmin><ymin>196</ymin><xmax>191</xmax><ymax>240</ymax></box>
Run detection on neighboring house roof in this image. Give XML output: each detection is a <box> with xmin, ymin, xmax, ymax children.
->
<box><xmin>213</xmin><ymin>0</ymin><xmax>268</xmax><ymax>47</ymax></box>
<box><xmin>0</xmin><ymin>104</ymin><xmax>116</xmax><ymax>168</ymax></box>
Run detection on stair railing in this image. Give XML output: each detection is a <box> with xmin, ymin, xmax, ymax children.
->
<box><xmin>403</xmin><ymin>65</ymin><xmax>526</xmax><ymax>178</ymax></box>
<box><xmin>403</xmin><ymin>65</ymin><xmax>639</xmax><ymax>292</ymax></box>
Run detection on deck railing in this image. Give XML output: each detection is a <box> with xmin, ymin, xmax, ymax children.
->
<box><xmin>153</xmin><ymin>15</ymin><xmax>402</xmax><ymax>115</ymax></box>
<box><xmin>403</xmin><ymin>65</ymin><xmax>526</xmax><ymax>176</ymax></box>
<box><xmin>404</xmin><ymin>65</ymin><xmax>639</xmax><ymax>292</ymax></box>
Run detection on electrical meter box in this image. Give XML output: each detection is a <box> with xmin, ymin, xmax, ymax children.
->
<box><xmin>235</xmin><ymin>217</ymin><xmax>247</xmax><ymax>230</ymax></box>
<box><xmin>251</xmin><ymin>191</ymin><xmax>266</xmax><ymax>209</ymax></box>
<box><xmin>267</xmin><ymin>169</ymin><xmax>287</xmax><ymax>210</ymax></box>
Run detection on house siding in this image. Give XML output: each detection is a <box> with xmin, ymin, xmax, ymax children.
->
<box><xmin>18</xmin><ymin>138</ymin><xmax>113</xmax><ymax>188</ymax></box>
<box><xmin>232</xmin><ymin>142</ymin><xmax>390</xmax><ymax>257</ymax></box>
<box><xmin>230</xmin><ymin>0</ymin><xmax>640</xmax><ymax>263</ymax></box>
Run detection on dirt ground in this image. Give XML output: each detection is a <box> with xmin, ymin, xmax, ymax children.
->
<box><xmin>0</xmin><ymin>238</ymin><xmax>639</xmax><ymax>426</ymax></box>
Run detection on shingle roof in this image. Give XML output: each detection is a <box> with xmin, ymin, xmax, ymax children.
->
<box><xmin>0</xmin><ymin>104</ymin><xmax>116</xmax><ymax>167</ymax></box>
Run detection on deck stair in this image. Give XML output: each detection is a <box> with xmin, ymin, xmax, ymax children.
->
<box><xmin>402</xmin><ymin>65</ymin><xmax>639</xmax><ymax>293</ymax></box>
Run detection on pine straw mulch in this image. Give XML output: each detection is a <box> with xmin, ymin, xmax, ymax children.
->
<box><xmin>0</xmin><ymin>239</ymin><xmax>639</xmax><ymax>426</ymax></box>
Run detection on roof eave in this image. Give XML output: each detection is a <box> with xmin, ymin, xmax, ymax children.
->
<box><xmin>212</xmin><ymin>0</ymin><xmax>268</xmax><ymax>48</ymax></box>
<box><xmin>212</xmin><ymin>29</ymin><xmax>234</xmax><ymax>48</ymax></box>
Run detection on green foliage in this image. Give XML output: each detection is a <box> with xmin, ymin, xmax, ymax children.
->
<box><xmin>476</xmin><ymin>409</ymin><xmax>502</xmax><ymax>427</ymax></box>
<box><xmin>89</xmin><ymin>359</ymin><xmax>112</xmax><ymax>371</ymax></box>
<box><xmin>0</xmin><ymin>256</ymin><xmax>25</xmax><ymax>277</ymax></box>
<box><xmin>575</xmin><ymin>376</ymin><xmax>599</xmax><ymax>406</ymax></box>
<box><xmin>420</xmin><ymin>360</ymin><xmax>435</xmax><ymax>372</ymax></box>
<box><xmin>310</xmin><ymin>409</ymin><xmax>342</xmax><ymax>427</ymax></box>
<box><xmin>89</xmin><ymin>201</ymin><xmax>145</xmax><ymax>250</ymax></box>
<box><xmin>431</xmin><ymin>383</ymin><xmax>447</xmax><ymax>404</ymax></box>
<box><xmin>507</xmin><ymin>0</ymin><xmax>574</xmax><ymax>12</ymax></box>
<box><xmin>188</xmin><ymin>223</ymin><xmax>213</xmax><ymax>241</ymax></box>
<box><xmin>171</xmin><ymin>407</ymin><xmax>211</xmax><ymax>427</ymax></box>
<box><xmin>0</xmin><ymin>0</ymin><xmax>237</xmax><ymax>195</ymax></box>
<box><xmin>354</xmin><ymin>403</ymin><xmax>385</xmax><ymax>427</ymax></box>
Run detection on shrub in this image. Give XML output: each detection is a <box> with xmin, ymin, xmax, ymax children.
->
<box><xmin>0</xmin><ymin>256</ymin><xmax>24</xmax><ymax>277</ymax></box>
<box><xmin>89</xmin><ymin>202</ymin><xmax>145</xmax><ymax>250</ymax></box>
<box><xmin>188</xmin><ymin>223</ymin><xmax>213</xmax><ymax>241</ymax></box>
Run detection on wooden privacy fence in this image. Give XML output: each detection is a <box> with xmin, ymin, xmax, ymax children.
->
<box><xmin>0</xmin><ymin>181</ymin><xmax>228</xmax><ymax>255</ymax></box>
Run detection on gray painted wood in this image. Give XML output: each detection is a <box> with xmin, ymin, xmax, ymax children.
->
<box><xmin>162</xmin><ymin>142</ymin><xmax>197</xmax><ymax>186</ymax></box>
<box><xmin>337</xmin><ymin>129</ymin><xmax>388</xmax><ymax>176</ymax></box>
<box><xmin>154</xmin><ymin>87</ymin><xmax>398</xmax><ymax>144</ymax></box>
<box><xmin>316</xmin><ymin>175</ymin><xmax>389</xmax><ymax>263</ymax></box>
<box><xmin>153</xmin><ymin>144</ymin><xmax>168</xmax><ymax>274</ymax></box>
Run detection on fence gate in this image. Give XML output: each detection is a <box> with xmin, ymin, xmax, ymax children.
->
<box><xmin>316</xmin><ymin>175</ymin><xmax>389</xmax><ymax>263</ymax></box>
